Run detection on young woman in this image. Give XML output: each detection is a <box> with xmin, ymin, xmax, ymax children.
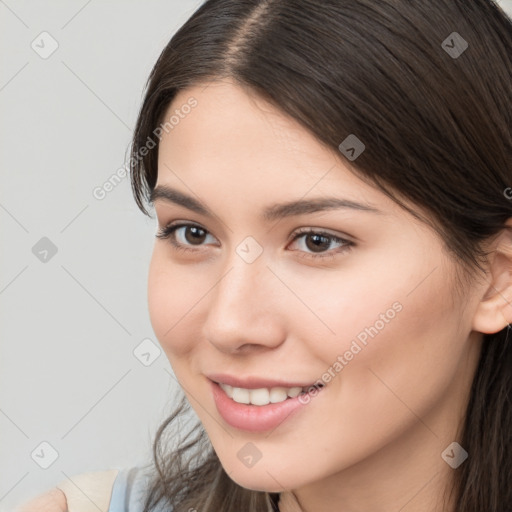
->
<box><xmin>17</xmin><ymin>0</ymin><xmax>512</xmax><ymax>511</ymax></box>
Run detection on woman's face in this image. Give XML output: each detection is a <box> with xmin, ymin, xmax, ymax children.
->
<box><xmin>148</xmin><ymin>79</ymin><xmax>484</xmax><ymax>498</ymax></box>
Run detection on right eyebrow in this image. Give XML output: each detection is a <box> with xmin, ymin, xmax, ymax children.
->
<box><xmin>149</xmin><ymin>185</ymin><xmax>384</xmax><ymax>221</ymax></box>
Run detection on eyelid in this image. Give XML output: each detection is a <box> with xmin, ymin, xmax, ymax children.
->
<box><xmin>155</xmin><ymin>221</ymin><xmax>354</xmax><ymax>260</ymax></box>
<box><xmin>289</xmin><ymin>226</ymin><xmax>354</xmax><ymax>242</ymax></box>
<box><xmin>155</xmin><ymin>220</ymin><xmax>353</xmax><ymax>242</ymax></box>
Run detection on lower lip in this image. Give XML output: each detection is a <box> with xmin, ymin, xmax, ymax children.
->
<box><xmin>210</xmin><ymin>380</ymin><xmax>322</xmax><ymax>432</ymax></box>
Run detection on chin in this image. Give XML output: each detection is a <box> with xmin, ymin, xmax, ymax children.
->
<box><xmin>220</xmin><ymin>460</ymin><xmax>301</xmax><ymax>493</ymax></box>
<box><xmin>227</xmin><ymin>474</ymin><xmax>288</xmax><ymax>493</ymax></box>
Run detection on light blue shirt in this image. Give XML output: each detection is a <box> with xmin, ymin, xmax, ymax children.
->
<box><xmin>108</xmin><ymin>466</ymin><xmax>169</xmax><ymax>512</ymax></box>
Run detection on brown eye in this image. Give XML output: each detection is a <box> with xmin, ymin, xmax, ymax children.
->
<box><xmin>156</xmin><ymin>222</ymin><xmax>354</xmax><ymax>261</ymax></box>
<box><xmin>288</xmin><ymin>229</ymin><xmax>354</xmax><ymax>260</ymax></box>
<box><xmin>155</xmin><ymin>222</ymin><xmax>217</xmax><ymax>251</ymax></box>
<box><xmin>182</xmin><ymin>225</ymin><xmax>208</xmax><ymax>245</ymax></box>
<box><xmin>304</xmin><ymin>233</ymin><xmax>332</xmax><ymax>253</ymax></box>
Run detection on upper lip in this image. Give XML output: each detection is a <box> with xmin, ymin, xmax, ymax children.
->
<box><xmin>207</xmin><ymin>373</ymin><xmax>322</xmax><ymax>389</ymax></box>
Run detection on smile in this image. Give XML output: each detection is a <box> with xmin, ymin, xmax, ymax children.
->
<box><xmin>210</xmin><ymin>379</ymin><xmax>325</xmax><ymax>432</ymax></box>
<box><xmin>218</xmin><ymin>383</ymin><xmax>316</xmax><ymax>406</ymax></box>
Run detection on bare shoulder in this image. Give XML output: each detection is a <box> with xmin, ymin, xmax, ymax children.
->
<box><xmin>16</xmin><ymin>468</ymin><xmax>120</xmax><ymax>512</ymax></box>
<box><xmin>15</xmin><ymin>486</ymin><xmax>68</xmax><ymax>512</ymax></box>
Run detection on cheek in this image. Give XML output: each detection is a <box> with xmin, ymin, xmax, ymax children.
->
<box><xmin>330</xmin><ymin>260</ymin><xmax>466</xmax><ymax>422</ymax></box>
<box><xmin>280</xmin><ymin>258</ymin><xmax>409</xmax><ymax>366</ymax></box>
<box><xmin>307</xmin><ymin>250</ymin><xmax>462</xmax><ymax>393</ymax></box>
<box><xmin>147</xmin><ymin>252</ymin><xmax>203</xmax><ymax>358</ymax></box>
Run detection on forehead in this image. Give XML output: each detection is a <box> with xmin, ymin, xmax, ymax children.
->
<box><xmin>156</xmin><ymin>80</ymin><xmax>404</xmax><ymax>219</ymax></box>
<box><xmin>161</xmin><ymin>79</ymin><xmax>330</xmax><ymax>168</ymax></box>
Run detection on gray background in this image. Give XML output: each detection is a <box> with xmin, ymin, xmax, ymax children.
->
<box><xmin>0</xmin><ymin>1</ymin><xmax>203</xmax><ymax>510</ymax></box>
<box><xmin>1</xmin><ymin>1</ymin><xmax>511</xmax><ymax>510</ymax></box>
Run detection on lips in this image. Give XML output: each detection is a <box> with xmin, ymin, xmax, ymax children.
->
<box><xmin>208</xmin><ymin>374</ymin><xmax>325</xmax><ymax>431</ymax></box>
<box><xmin>210</xmin><ymin>380</ymin><xmax>324</xmax><ymax>432</ymax></box>
<box><xmin>207</xmin><ymin>373</ymin><xmax>322</xmax><ymax>390</ymax></box>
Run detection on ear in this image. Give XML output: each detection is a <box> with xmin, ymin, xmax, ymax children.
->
<box><xmin>472</xmin><ymin>220</ymin><xmax>512</xmax><ymax>334</ymax></box>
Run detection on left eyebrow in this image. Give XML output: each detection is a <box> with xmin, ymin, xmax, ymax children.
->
<box><xmin>149</xmin><ymin>185</ymin><xmax>384</xmax><ymax>222</ymax></box>
<box><xmin>262</xmin><ymin>196</ymin><xmax>384</xmax><ymax>222</ymax></box>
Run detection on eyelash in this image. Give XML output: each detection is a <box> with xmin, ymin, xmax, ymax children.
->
<box><xmin>155</xmin><ymin>222</ymin><xmax>354</xmax><ymax>261</ymax></box>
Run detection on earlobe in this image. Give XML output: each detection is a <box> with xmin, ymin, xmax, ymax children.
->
<box><xmin>472</xmin><ymin>225</ymin><xmax>512</xmax><ymax>334</ymax></box>
<box><xmin>472</xmin><ymin>284</ymin><xmax>512</xmax><ymax>334</ymax></box>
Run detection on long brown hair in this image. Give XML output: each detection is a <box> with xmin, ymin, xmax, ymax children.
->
<box><xmin>129</xmin><ymin>1</ymin><xmax>512</xmax><ymax>510</ymax></box>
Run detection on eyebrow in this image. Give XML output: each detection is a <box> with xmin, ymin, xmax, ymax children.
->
<box><xmin>149</xmin><ymin>185</ymin><xmax>383</xmax><ymax>222</ymax></box>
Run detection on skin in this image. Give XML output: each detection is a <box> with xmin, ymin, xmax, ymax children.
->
<box><xmin>148</xmin><ymin>78</ymin><xmax>511</xmax><ymax>512</ymax></box>
<box><xmin>16</xmin><ymin>488</ymin><xmax>67</xmax><ymax>512</ymax></box>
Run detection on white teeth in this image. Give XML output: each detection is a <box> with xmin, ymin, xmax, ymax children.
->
<box><xmin>222</xmin><ymin>384</ymin><xmax>234</xmax><ymax>398</ymax></box>
<box><xmin>269</xmin><ymin>387</ymin><xmax>288</xmax><ymax>403</ymax></box>
<box><xmin>218</xmin><ymin>383</ymin><xmax>316</xmax><ymax>406</ymax></box>
<box><xmin>231</xmin><ymin>387</ymin><xmax>250</xmax><ymax>404</ymax></box>
<box><xmin>287</xmin><ymin>387</ymin><xmax>302</xmax><ymax>398</ymax></box>
<box><xmin>249</xmin><ymin>388</ymin><xmax>270</xmax><ymax>406</ymax></box>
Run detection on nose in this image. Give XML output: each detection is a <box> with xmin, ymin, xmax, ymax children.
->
<box><xmin>202</xmin><ymin>252</ymin><xmax>286</xmax><ymax>355</ymax></box>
